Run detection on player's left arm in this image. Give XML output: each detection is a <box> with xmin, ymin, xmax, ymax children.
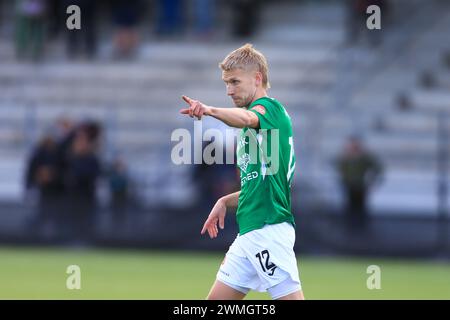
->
<box><xmin>200</xmin><ymin>191</ymin><xmax>240</xmax><ymax>239</ymax></box>
<box><xmin>180</xmin><ymin>95</ymin><xmax>259</xmax><ymax>129</ymax></box>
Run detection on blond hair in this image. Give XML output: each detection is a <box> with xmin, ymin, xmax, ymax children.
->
<box><xmin>219</xmin><ymin>43</ymin><xmax>271</xmax><ymax>89</ymax></box>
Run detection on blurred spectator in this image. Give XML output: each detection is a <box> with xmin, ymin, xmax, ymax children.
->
<box><xmin>0</xmin><ymin>1</ymin><xmax>4</xmax><ymax>30</ymax></box>
<box><xmin>63</xmin><ymin>0</ymin><xmax>98</xmax><ymax>60</ymax></box>
<box><xmin>25</xmin><ymin>134</ymin><xmax>64</xmax><ymax>235</ymax></box>
<box><xmin>346</xmin><ymin>0</ymin><xmax>388</xmax><ymax>47</ymax></box>
<box><xmin>156</xmin><ymin>0</ymin><xmax>183</xmax><ymax>37</ymax></box>
<box><xmin>195</xmin><ymin>140</ymin><xmax>239</xmax><ymax>212</ymax></box>
<box><xmin>111</xmin><ymin>0</ymin><xmax>143</xmax><ymax>59</ymax></box>
<box><xmin>81</xmin><ymin>120</ymin><xmax>102</xmax><ymax>148</ymax></box>
<box><xmin>192</xmin><ymin>0</ymin><xmax>215</xmax><ymax>39</ymax></box>
<box><xmin>14</xmin><ymin>0</ymin><xmax>47</xmax><ymax>61</ymax></box>
<box><xmin>335</xmin><ymin>136</ymin><xmax>383</xmax><ymax>232</ymax></box>
<box><xmin>53</xmin><ymin>118</ymin><xmax>76</xmax><ymax>191</ymax></box>
<box><xmin>46</xmin><ymin>0</ymin><xmax>61</xmax><ymax>40</ymax></box>
<box><xmin>107</xmin><ymin>156</ymin><xmax>129</xmax><ymax>228</ymax></box>
<box><xmin>230</xmin><ymin>0</ymin><xmax>261</xmax><ymax>38</ymax></box>
<box><xmin>346</xmin><ymin>0</ymin><xmax>366</xmax><ymax>46</ymax></box>
<box><xmin>54</xmin><ymin>117</ymin><xmax>76</xmax><ymax>142</ymax></box>
<box><xmin>64</xmin><ymin>122</ymin><xmax>102</xmax><ymax>241</ymax></box>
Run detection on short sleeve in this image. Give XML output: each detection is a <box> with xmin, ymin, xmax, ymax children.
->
<box><xmin>248</xmin><ymin>102</ymin><xmax>281</xmax><ymax>130</ymax></box>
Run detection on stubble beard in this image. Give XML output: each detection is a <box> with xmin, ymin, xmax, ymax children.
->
<box><xmin>233</xmin><ymin>92</ymin><xmax>254</xmax><ymax>109</ymax></box>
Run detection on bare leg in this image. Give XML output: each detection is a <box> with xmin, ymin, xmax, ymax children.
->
<box><xmin>276</xmin><ymin>290</ymin><xmax>305</xmax><ymax>300</ymax></box>
<box><xmin>206</xmin><ymin>280</ymin><xmax>247</xmax><ymax>300</ymax></box>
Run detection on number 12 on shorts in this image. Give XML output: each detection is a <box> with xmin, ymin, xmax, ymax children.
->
<box><xmin>255</xmin><ymin>250</ymin><xmax>277</xmax><ymax>276</ymax></box>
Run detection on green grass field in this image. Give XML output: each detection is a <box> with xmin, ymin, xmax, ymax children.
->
<box><xmin>0</xmin><ymin>246</ymin><xmax>449</xmax><ymax>299</ymax></box>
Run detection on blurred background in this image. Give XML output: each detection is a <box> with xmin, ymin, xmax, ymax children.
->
<box><xmin>0</xmin><ymin>0</ymin><xmax>449</xmax><ymax>299</ymax></box>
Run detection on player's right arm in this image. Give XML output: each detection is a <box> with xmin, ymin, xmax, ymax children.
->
<box><xmin>201</xmin><ymin>191</ymin><xmax>240</xmax><ymax>239</ymax></box>
<box><xmin>180</xmin><ymin>96</ymin><xmax>259</xmax><ymax>129</ymax></box>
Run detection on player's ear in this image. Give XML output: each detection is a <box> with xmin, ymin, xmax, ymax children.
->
<box><xmin>255</xmin><ymin>72</ymin><xmax>262</xmax><ymax>87</ymax></box>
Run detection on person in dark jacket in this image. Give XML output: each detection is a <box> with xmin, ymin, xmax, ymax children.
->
<box><xmin>25</xmin><ymin>134</ymin><xmax>64</xmax><ymax>235</ymax></box>
<box><xmin>336</xmin><ymin>136</ymin><xmax>383</xmax><ymax>231</ymax></box>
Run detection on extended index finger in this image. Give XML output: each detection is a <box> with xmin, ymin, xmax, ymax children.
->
<box><xmin>182</xmin><ymin>95</ymin><xmax>194</xmax><ymax>105</ymax></box>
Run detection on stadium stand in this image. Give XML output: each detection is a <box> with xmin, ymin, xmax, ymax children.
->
<box><xmin>0</xmin><ymin>0</ymin><xmax>449</xmax><ymax>255</ymax></box>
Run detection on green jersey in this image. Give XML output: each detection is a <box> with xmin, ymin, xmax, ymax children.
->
<box><xmin>236</xmin><ymin>97</ymin><xmax>296</xmax><ymax>235</ymax></box>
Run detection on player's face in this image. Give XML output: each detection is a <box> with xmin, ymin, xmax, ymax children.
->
<box><xmin>222</xmin><ymin>68</ymin><xmax>258</xmax><ymax>108</ymax></box>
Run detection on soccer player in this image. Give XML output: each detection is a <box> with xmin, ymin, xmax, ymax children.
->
<box><xmin>180</xmin><ymin>44</ymin><xmax>304</xmax><ymax>300</ymax></box>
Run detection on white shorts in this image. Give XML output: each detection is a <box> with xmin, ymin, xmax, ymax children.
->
<box><xmin>216</xmin><ymin>222</ymin><xmax>302</xmax><ymax>299</ymax></box>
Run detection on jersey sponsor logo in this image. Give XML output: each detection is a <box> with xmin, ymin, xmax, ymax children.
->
<box><xmin>237</xmin><ymin>135</ymin><xmax>248</xmax><ymax>153</ymax></box>
<box><xmin>241</xmin><ymin>171</ymin><xmax>258</xmax><ymax>186</ymax></box>
<box><xmin>251</xmin><ymin>105</ymin><xmax>266</xmax><ymax>115</ymax></box>
<box><xmin>237</xmin><ymin>153</ymin><xmax>251</xmax><ymax>173</ymax></box>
